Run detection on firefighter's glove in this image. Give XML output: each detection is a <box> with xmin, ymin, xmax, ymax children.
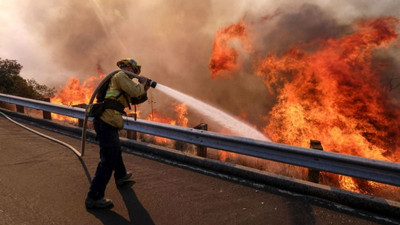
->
<box><xmin>138</xmin><ymin>76</ymin><xmax>150</xmax><ymax>91</ymax></box>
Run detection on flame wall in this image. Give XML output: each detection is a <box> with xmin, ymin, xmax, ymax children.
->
<box><xmin>207</xmin><ymin>3</ymin><xmax>400</xmax><ymax>196</ymax></box>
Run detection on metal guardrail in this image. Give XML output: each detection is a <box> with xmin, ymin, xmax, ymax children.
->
<box><xmin>1</xmin><ymin>93</ymin><xmax>400</xmax><ymax>187</ymax></box>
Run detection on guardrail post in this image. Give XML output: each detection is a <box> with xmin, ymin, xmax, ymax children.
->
<box><xmin>42</xmin><ymin>98</ymin><xmax>52</xmax><ymax>120</ymax></box>
<box><xmin>72</xmin><ymin>103</ymin><xmax>87</xmax><ymax>127</ymax></box>
<box><xmin>308</xmin><ymin>140</ymin><xmax>323</xmax><ymax>183</ymax></box>
<box><xmin>194</xmin><ymin>123</ymin><xmax>208</xmax><ymax>157</ymax></box>
<box><xmin>16</xmin><ymin>105</ymin><xmax>24</xmax><ymax>113</ymax></box>
<box><xmin>127</xmin><ymin>113</ymin><xmax>137</xmax><ymax>140</ymax></box>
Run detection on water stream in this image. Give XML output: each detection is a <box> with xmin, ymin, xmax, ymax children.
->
<box><xmin>155</xmin><ymin>84</ymin><xmax>271</xmax><ymax>142</ymax></box>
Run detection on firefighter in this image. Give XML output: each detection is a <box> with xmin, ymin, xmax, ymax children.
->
<box><xmin>85</xmin><ymin>58</ymin><xmax>150</xmax><ymax>209</ymax></box>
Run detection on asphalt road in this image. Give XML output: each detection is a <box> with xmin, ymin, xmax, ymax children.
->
<box><xmin>0</xmin><ymin>117</ymin><xmax>397</xmax><ymax>225</ymax></box>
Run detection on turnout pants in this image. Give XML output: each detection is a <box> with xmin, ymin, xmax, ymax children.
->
<box><xmin>88</xmin><ymin>117</ymin><xmax>127</xmax><ymax>200</ymax></box>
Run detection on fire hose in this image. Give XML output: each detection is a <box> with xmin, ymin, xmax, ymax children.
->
<box><xmin>0</xmin><ymin>110</ymin><xmax>82</xmax><ymax>157</ymax></box>
<box><xmin>80</xmin><ymin>69</ymin><xmax>157</xmax><ymax>157</ymax></box>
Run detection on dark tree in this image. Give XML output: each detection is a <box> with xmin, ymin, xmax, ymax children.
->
<box><xmin>0</xmin><ymin>58</ymin><xmax>55</xmax><ymax>99</ymax></box>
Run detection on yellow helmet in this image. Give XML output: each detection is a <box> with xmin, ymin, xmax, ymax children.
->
<box><xmin>116</xmin><ymin>58</ymin><xmax>141</xmax><ymax>74</ymax></box>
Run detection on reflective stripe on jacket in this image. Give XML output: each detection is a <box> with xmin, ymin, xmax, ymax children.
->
<box><xmin>100</xmin><ymin>71</ymin><xmax>145</xmax><ymax>129</ymax></box>
<box><xmin>105</xmin><ymin>89</ymin><xmax>121</xmax><ymax>99</ymax></box>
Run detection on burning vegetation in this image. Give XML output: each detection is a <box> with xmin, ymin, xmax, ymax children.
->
<box><xmin>256</xmin><ymin>17</ymin><xmax>400</xmax><ymax>159</ymax></box>
<box><xmin>143</xmin><ymin>103</ymin><xmax>189</xmax><ymax>145</ymax></box>
<box><xmin>50</xmin><ymin>66</ymin><xmax>106</xmax><ymax>123</ymax></box>
<box><xmin>209</xmin><ymin>14</ymin><xmax>400</xmax><ymax>196</ymax></box>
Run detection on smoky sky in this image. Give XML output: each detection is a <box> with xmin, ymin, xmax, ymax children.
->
<box><xmin>22</xmin><ymin>0</ymin><xmax>133</xmax><ymax>77</ymax></box>
<box><xmin>253</xmin><ymin>4</ymin><xmax>351</xmax><ymax>55</ymax></box>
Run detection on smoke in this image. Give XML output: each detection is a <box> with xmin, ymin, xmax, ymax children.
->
<box><xmin>254</xmin><ymin>4</ymin><xmax>349</xmax><ymax>54</ymax></box>
<box><xmin>1</xmin><ymin>0</ymin><xmax>400</xmax><ymax>129</ymax></box>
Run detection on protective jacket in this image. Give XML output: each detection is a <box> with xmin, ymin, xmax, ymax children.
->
<box><xmin>100</xmin><ymin>71</ymin><xmax>145</xmax><ymax>129</ymax></box>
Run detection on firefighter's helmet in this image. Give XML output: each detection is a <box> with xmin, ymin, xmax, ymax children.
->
<box><xmin>117</xmin><ymin>58</ymin><xmax>141</xmax><ymax>74</ymax></box>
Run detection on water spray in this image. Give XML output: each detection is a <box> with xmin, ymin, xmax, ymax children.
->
<box><xmin>155</xmin><ymin>84</ymin><xmax>271</xmax><ymax>142</ymax></box>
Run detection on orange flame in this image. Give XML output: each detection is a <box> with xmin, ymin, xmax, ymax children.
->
<box><xmin>209</xmin><ymin>19</ymin><xmax>253</xmax><ymax>78</ymax></box>
<box><xmin>144</xmin><ymin>103</ymin><xmax>189</xmax><ymax>145</ymax></box>
<box><xmin>145</xmin><ymin>110</ymin><xmax>176</xmax><ymax>144</ymax></box>
<box><xmin>50</xmin><ymin>66</ymin><xmax>106</xmax><ymax>122</ymax></box>
<box><xmin>174</xmin><ymin>102</ymin><xmax>188</xmax><ymax>127</ymax></box>
<box><xmin>254</xmin><ymin>17</ymin><xmax>400</xmax><ymax>193</ymax></box>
